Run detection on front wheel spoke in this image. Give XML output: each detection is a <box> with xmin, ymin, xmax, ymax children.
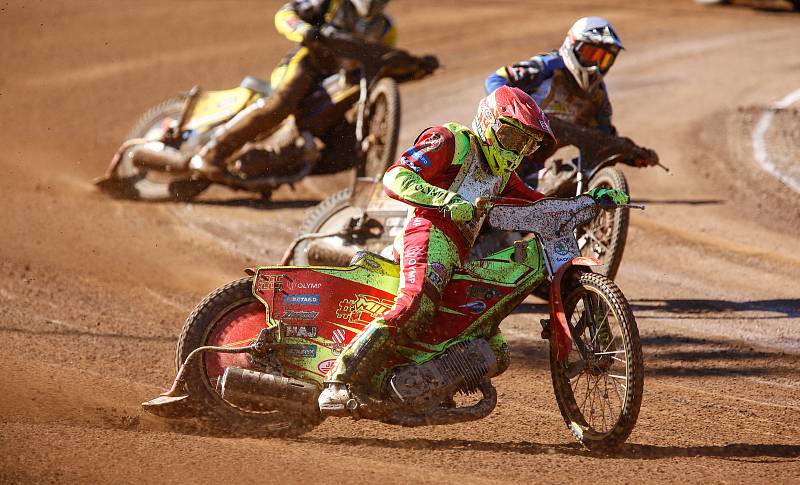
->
<box><xmin>594</xmin><ymin>350</ymin><xmax>624</xmax><ymax>356</ymax></box>
<box><xmin>586</xmin><ymin>375</ymin><xmax>604</xmax><ymax>426</ymax></box>
<box><xmin>608</xmin><ymin>374</ymin><xmax>628</xmax><ymax>381</ymax></box>
<box><xmin>578</xmin><ymin>373</ymin><xmax>593</xmax><ymax>414</ymax></box>
<box><xmin>610</xmin><ymin>374</ymin><xmax>625</xmax><ymax>404</ymax></box>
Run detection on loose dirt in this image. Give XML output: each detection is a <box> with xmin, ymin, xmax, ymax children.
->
<box><xmin>1</xmin><ymin>0</ymin><xmax>798</xmax><ymax>483</ymax></box>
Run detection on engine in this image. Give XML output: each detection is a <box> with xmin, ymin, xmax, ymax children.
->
<box><xmin>387</xmin><ymin>339</ymin><xmax>498</xmax><ymax>412</ymax></box>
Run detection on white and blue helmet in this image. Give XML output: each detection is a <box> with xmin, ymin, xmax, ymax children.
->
<box><xmin>560</xmin><ymin>17</ymin><xmax>624</xmax><ymax>91</ymax></box>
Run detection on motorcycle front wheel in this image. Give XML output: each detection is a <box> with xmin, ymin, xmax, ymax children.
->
<box><xmin>576</xmin><ymin>167</ymin><xmax>629</xmax><ymax>279</ymax></box>
<box><xmin>550</xmin><ymin>272</ymin><xmax>643</xmax><ymax>450</ymax></box>
<box><xmin>175</xmin><ymin>277</ymin><xmax>322</xmax><ymax>437</ymax></box>
<box><xmin>358</xmin><ymin>78</ymin><xmax>400</xmax><ymax>179</ymax></box>
<box><xmin>111</xmin><ymin>97</ymin><xmax>210</xmax><ymax>201</ymax></box>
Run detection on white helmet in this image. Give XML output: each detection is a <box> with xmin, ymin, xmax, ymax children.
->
<box><xmin>559</xmin><ymin>17</ymin><xmax>624</xmax><ymax>91</ymax></box>
<box><xmin>350</xmin><ymin>0</ymin><xmax>389</xmax><ymax>18</ymax></box>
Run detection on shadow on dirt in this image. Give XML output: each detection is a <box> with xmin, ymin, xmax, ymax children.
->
<box><xmin>184</xmin><ymin>198</ymin><xmax>319</xmax><ymax>210</ymax></box>
<box><xmin>632</xmin><ymin>198</ymin><xmax>724</xmax><ymax>206</ymax></box>
<box><xmin>632</xmin><ymin>298</ymin><xmax>800</xmax><ymax>319</ymax></box>
<box><xmin>642</xmin><ymin>334</ymin><xmax>798</xmax><ymax>377</ymax></box>
<box><xmin>300</xmin><ymin>436</ymin><xmax>800</xmax><ymax>459</ymax></box>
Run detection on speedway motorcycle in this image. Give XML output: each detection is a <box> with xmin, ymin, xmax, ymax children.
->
<box><xmin>94</xmin><ymin>30</ymin><xmax>438</xmax><ymax>201</ymax></box>
<box><xmin>289</xmin><ymin>118</ymin><xmax>664</xmax><ymax>279</ymax></box>
<box><xmin>143</xmin><ymin>191</ymin><xmax>645</xmax><ymax>450</ymax></box>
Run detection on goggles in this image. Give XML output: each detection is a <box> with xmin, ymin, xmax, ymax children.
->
<box><xmin>494</xmin><ymin>121</ymin><xmax>543</xmax><ymax>156</ymax></box>
<box><xmin>575</xmin><ymin>42</ymin><xmax>618</xmax><ymax>71</ymax></box>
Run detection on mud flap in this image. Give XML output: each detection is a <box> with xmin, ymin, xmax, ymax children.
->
<box><xmin>141</xmin><ymin>394</ymin><xmax>197</xmax><ymax>419</ymax></box>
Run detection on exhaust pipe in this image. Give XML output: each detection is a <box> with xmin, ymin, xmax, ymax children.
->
<box><xmin>130</xmin><ymin>142</ymin><xmax>190</xmax><ymax>172</ymax></box>
<box><xmin>220</xmin><ymin>366</ymin><xmax>320</xmax><ymax>416</ymax></box>
<box><xmin>305</xmin><ymin>240</ymin><xmax>357</xmax><ymax>267</ymax></box>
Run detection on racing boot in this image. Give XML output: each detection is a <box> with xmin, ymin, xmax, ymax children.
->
<box><xmin>317</xmin><ymin>381</ymin><xmax>353</xmax><ymax>416</ymax></box>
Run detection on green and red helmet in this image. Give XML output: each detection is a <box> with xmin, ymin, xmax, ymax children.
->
<box><xmin>473</xmin><ymin>86</ymin><xmax>556</xmax><ymax>175</ymax></box>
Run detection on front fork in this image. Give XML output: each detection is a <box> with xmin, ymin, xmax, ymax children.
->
<box><xmin>547</xmin><ymin>256</ymin><xmax>600</xmax><ymax>362</ymax></box>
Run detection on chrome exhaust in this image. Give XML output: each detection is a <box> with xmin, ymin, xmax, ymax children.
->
<box><xmin>130</xmin><ymin>142</ymin><xmax>190</xmax><ymax>172</ymax></box>
<box><xmin>220</xmin><ymin>366</ymin><xmax>320</xmax><ymax>416</ymax></box>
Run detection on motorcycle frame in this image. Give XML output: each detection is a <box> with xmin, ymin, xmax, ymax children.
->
<box><xmin>244</xmin><ymin>196</ymin><xmax>602</xmax><ymax>394</ymax></box>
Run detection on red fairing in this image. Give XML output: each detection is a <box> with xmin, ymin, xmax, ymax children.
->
<box><xmin>254</xmin><ymin>267</ymin><xmax>398</xmax><ymax>374</ymax></box>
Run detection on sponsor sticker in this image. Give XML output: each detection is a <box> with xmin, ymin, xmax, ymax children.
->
<box><xmin>420</xmin><ymin>131</ymin><xmax>443</xmax><ymax>151</ymax></box>
<box><xmin>331</xmin><ymin>328</ymin><xmax>346</xmax><ymax>344</ymax></box>
<box><xmin>336</xmin><ymin>294</ymin><xmax>394</xmax><ymax>324</ymax></box>
<box><xmin>402</xmin><ymin>147</ymin><xmax>432</xmax><ymax>168</ymax></box>
<box><xmin>256</xmin><ymin>274</ymin><xmax>284</xmax><ymax>292</ymax></box>
<box><xmin>460</xmin><ymin>301</ymin><xmax>487</xmax><ymax>314</ymax></box>
<box><xmin>284</xmin><ymin>325</ymin><xmax>318</xmax><ymax>338</ymax></box>
<box><xmin>284</xmin><ymin>294</ymin><xmax>321</xmax><ymax>306</ymax></box>
<box><xmin>282</xmin><ymin>310</ymin><xmax>319</xmax><ymax>321</ymax></box>
<box><xmin>555</xmin><ymin>241</ymin><xmax>570</xmax><ymax>256</ymax></box>
<box><xmin>467</xmin><ymin>285</ymin><xmax>502</xmax><ymax>300</ymax></box>
<box><xmin>427</xmin><ymin>262</ymin><xmax>449</xmax><ymax>292</ymax></box>
<box><xmin>400</xmin><ymin>159</ymin><xmax>423</xmax><ymax>173</ymax></box>
<box><xmin>283</xmin><ymin>278</ymin><xmax>322</xmax><ymax>290</ymax></box>
<box><xmin>285</xmin><ymin>344</ymin><xmax>317</xmax><ymax>358</ymax></box>
<box><xmin>318</xmin><ymin>359</ymin><xmax>336</xmax><ymax>374</ymax></box>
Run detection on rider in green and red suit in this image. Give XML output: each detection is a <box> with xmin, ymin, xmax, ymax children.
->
<box><xmin>319</xmin><ymin>86</ymin><xmax>557</xmax><ymax>412</ymax></box>
<box><xmin>189</xmin><ymin>0</ymin><xmax>397</xmax><ymax>176</ymax></box>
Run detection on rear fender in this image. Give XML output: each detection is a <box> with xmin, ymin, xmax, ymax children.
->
<box><xmin>183</xmin><ymin>87</ymin><xmax>257</xmax><ymax>132</ymax></box>
<box><xmin>548</xmin><ymin>257</ymin><xmax>599</xmax><ymax>362</ymax></box>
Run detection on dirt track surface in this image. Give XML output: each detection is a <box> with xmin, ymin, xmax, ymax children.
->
<box><xmin>1</xmin><ymin>0</ymin><xmax>799</xmax><ymax>482</ymax></box>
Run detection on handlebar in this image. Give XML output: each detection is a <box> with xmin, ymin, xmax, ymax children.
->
<box><xmin>476</xmin><ymin>195</ymin><xmax>645</xmax><ymax>216</ymax></box>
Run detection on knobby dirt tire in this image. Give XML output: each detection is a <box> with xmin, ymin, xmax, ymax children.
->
<box><xmin>175</xmin><ymin>277</ymin><xmax>322</xmax><ymax>438</ymax></box>
<box><xmin>358</xmin><ymin>78</ymin><xmax>400</xmax><ymax>179</ymax></box>
<box><xmin>292</xmin><ymin>187</ymin><xmax>357</xmax><ymax>266</ymax></box>
<box><xmin>581</xmin><ymin>167</ymin><xmax>629</xmax><ymax>279</ymax></box>
<box><xmin>116</xmin><ymin>97</ymin><xmax>210</xmax><ymax>201</ymax></box>
<box><xmin>549</xmin><ymin>272</ymin><xmax>643</xmax><ymax>451</ymax></box>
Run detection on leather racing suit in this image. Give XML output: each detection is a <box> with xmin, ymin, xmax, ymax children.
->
<box><xmin>325</xmin><ymin>122</ymin><xmax>545</xmax><ymax>388</ymax></box>
<box><xmin>196</xmin><ymin>0</ymin><xmax>397</xmax><ymax>170</ymax></box>
<box><xmin>484</xmin><ymin>50</ymin><xmax>657</xmax><ymax>184</ymax></box>
<box><xmin>485</xmin><ymin>50</ymin><xmax>616</xmax><ymax>136</ymax></box>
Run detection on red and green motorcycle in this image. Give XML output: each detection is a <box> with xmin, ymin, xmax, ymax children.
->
<box><xmin>143</xmin><ymin>191</ymin><xmax>644</xmax><ymax>450</ymax></box>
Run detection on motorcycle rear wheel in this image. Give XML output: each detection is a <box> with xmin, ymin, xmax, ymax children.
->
<box><xmin>175</xmin><ymin>277</ymin><xmax>322</xmax><ymax>437</ymax></box>
<box><xmin>550</xmin><ymin>272</ymin><xmax>643</xmax><ymax>450</ymax></box>
<box><xmin>357</xmin><ymin>78</ymin><xmax>400</xmax><ymax>179</ymax></box>
<box><xmin>577</xmin><ymin>167</ymin><xmax>629</xmax><ymax>279</ymax></box>
<box><xmin>113</xmin><ymin>97</ymin><xmax>210</xmax><ymax>201</ymax></box>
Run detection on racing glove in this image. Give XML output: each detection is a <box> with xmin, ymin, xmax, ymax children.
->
<box><xmin>301</xmin><ymin>26</ymin><xmax>321</xmax><ymax>46</ymax></box>
<box><xmin>442</xmin><ymin>194</ymin><xmax>476</xmax><ymax>222</ymax></box>
<box><xmin>633</xmin><ymin>146</ymin><xmax>659</xmax><ymax>167</ymax></box>
<box><xmin>586</xmin><ymin>187</ymin><xmax>629</xmax><ymax>210</ymax></box>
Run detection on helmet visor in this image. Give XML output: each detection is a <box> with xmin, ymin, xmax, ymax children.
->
<box><xmin>575</xmin><ymin>42</ymin><xmax>618</xmax><ymax>71</ymax></box>
<box><xmin>494</xmin><ymin>121</ymin><xmax>543</xmax><ymax>157</ymax></box>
